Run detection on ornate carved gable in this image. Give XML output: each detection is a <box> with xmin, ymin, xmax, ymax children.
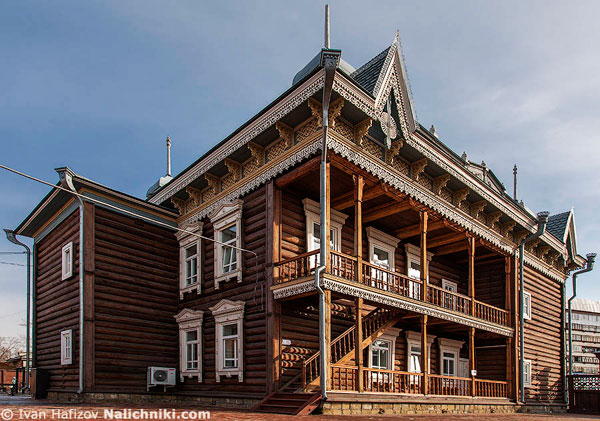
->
<box><xmin>174</xmin><ymin>308</ymin><xmax>204</xmax><ymax>324</ymax></box>
<box><xmin>209</xmin><ymin>199</ymin><xmax>243</xmax><ymax>222</ymax></box>
<box><xmin>209</xmin><ymin>299</ymin><xmax>245</xmax><ymax>318</ymax></box>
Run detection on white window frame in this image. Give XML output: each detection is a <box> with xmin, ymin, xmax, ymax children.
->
<box><xmin>60</xmin><ymin>329</ymin><xmax>72</xmax><ymax>365</ymax></box>
<box><xmin>209</xmin><ymin>299</ymin><xmax>245</xmax><ymax>382</ymax></box>
<box><xmin>404</xmin><ymin>243</ymin><xmax>434</xmax><ymax>281</ymax></box>
<box><xmin>366</xmin><ymin>227</ymin><xmax>400</xmax><ymax>271</ymax></box>
<box><xmin>406</xmin><ymin>331</ymin><xmax>435</xmax><ymax>373</ymax></box>
<box><xmin>175</xmin><ymin>309</ymin><xmax>204</xmax><ymax>382</ymax></box>
<box><xmin>438</xmin><ymin>338</ymin><xmax>465</xmax><ymax>377</ymax></box>
<box><xmin>303</xmin><ymin>198</ymin><xmax>348</xmax><ymax>253</ymax></box>
<box><xmin>61</xmin><ymin>242</ymin><xmax>73</xmax><ymax>281</ymax></box>
<box><xmin>367</xmin><ymin>328</ymin><xmax>401</xmax><ymax>370</ymax></box>
<box><xmin>210</xmin><ymin>201</ymin><xmax>243</xmax><ymax>289</ymax></box>
<box><xmin>523</xmin><ymin>291</ymin><xmax>532</xmax><ymax>320</ymax></box>
<box><xmin>441</xmin><ymin>279</ymin><xmax>459</xmax><ymax>310</ymax></box>
<box><xmin>176</xmin><ymin>221</ymin><xmax>203</xmax><ymax>299</ymax></box>
<box><xmin>523</xmin><ymin>359</ymin><xmax>532</xmax><ymax>387</ymax></box>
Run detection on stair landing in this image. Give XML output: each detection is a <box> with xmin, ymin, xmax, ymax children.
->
<box><xmin>252</xmin><ymin>392</ymin><xmax>321</xmax><ymax>416</ymax></box>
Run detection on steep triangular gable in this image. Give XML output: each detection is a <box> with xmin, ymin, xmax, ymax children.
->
<box><xmin>370</xmin><ymin>32</ymin><xmax>418</xmax><ymax>140</ymax></box>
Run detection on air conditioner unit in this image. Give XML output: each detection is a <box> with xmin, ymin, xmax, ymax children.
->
<box><xmin>147</xmin><ymin>367</ymin><xmax>176</xmax><ymax>391</ymax></box>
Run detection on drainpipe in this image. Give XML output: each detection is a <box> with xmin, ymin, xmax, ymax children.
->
<box><xmin>317</xmin><ymin>40</ymin><xmax>341</xmax><ymax>399</ymax></box>
<box><xmin>568</xmin><ymin>253</ymin><xmax>596</xmax><ymax>376</ymax></box>
<box><xmin>58</xmin><ymin>168</ymin><xmax>85</xmax><ymax>395</ymax></box>
<box><xmin>517</xmin><ymin>211</ymin><xmax>549</xmax><ymax>404</ymax></box>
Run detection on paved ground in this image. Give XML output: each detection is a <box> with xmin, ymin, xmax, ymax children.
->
<box><xmin>0</xmin><ymin>396</ymin><xmax>598</xmax><ymax>420</ymax></box>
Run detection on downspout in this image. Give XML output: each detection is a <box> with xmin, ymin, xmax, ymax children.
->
<box><xmin>318</xmin><ymin>46</ymin><xmax>341</xmax><ymax>400</ymax></box>
<box><xmin>568</xmin><ymin>253</ymin><xmax>596</xmax><ymax>376</ymax></box>
<box><xmin>517</xmin><ymin>211</ymin><xmax>548</xmax><ymax>404</ymax></box>
<box><xmin>58</xmin><ymin>168</ymin><xmax>85</xmax><ymax>395</ymax></box>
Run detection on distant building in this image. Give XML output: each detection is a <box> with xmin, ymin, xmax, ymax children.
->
<box><xmin>570</xmin><ymin>298</ymin><xmax>600</xmax><ymax>374</ymax></box>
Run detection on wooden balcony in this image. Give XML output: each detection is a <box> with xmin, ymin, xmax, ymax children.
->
<box><xmin>273</xmin><ymin>250</ymin><xmax>510</xmax><ymax>329</ymax></box>
<box><xmin>331</xmin><ymin>365</ymin><xmax>507</xmax><ymax>398</ymax></box>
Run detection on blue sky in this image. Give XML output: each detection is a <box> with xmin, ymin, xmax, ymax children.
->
<box><xmin>1</xmin><ymin>0</ymin><xmax>599</xmax><ymax>338</ymax></box>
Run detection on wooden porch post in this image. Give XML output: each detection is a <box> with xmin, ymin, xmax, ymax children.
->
<box><xmin>355</xmin><ymin>297</ymin><xmax>363</xmax><ymax>392</ymax></box>
<box><xmin>504</xmin><ymin>256</ymin><xmax>513</xmax><ymax>399</ymax></box>
<box><xmin>325</xmin><ymin>162</ymin><xmax>331</xmax><ymax>271</ymax></box>
<box><xmin>512</xmin><ymin>254</ymin><xmax>520</xmax><ymax>401</ymax></box>
<box><xmin>421</xmin><ymin>315</ymin><xmax>429</xmax><ymax>395</ymax></box>
<box><xmin>469</xmin><ymin>327</ymin><xmax>476</xmax><ymax>396</ymax></box>
<box><xmin>354</xmin><ymin>175</ymin><xmax>364</xmax><ymax>284</ymax></box>
<box><xmin>467</xmin><ymin>236</ymin><xmax>475</xmax><ymax>316</ymax></box>
<box><xmin>420</xmin><ymin>211</ymin><xmax>428</xmax><ymax>300</ymax></box>
<box><xmin>506</xmin><ymin>337</ymin><xmax>513</xmax><ymax>399</ymax></box>
<box><xmin>324</xmin><ymin>289</ymin><xmax>332</xmax><ymax>390</ymax></box>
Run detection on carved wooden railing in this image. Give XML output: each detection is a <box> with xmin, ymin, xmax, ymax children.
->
<box><xmin>274</xmin><ymin>250</ymin><xmax>319</xmax><ymax>284</ymax></box>
<box><xmin>329</xmin><ymin>250</ymin><xmax>357</xmax><ymax>280</ymax></box>
<box><xmin>302</xmin><ymin>307</ymin><xmax>393</xmax><ymax>388</ymax></box>
<box><xmin>427</xmin><ymin>284</ymin><xmax>471</xmax><ymax>315</ymax></box>
<box><xmin>361</xmin><ymin>367</ymin><xmax>423</xmax><ymax>394</ymax></box>
<box><xmin>428</xmin><ymin>374</ymin><xmax>471</xmax><ymax>396</ymax></box>
<box><xmin>361</xmin><ymin>261</ymin><xmax>422</xmax><ymax>300</ymax></box>
<box><xmin>473</xmin><ymin>300</ymin><xmax>509</xmax><ymax>327</ymax></box>
<box><xmin>474</xmin><ymin>378</ymin><xmax>508</xmax><ymax>398</ymax></box>
<box><xmin>330</xmin><ymin>365</ymin><xmax>358</xmax><ymax>392</ymax></box>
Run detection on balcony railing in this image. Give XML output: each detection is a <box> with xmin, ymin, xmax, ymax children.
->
<box><xmin>274</xmin><ymin>250</ymin><xmax>510</xmax><ymax>328</ymax></box>
<box><xmin>331</xmin><ymin>365</ymin><xmax>507</xmax><ymax>398</ymax></box>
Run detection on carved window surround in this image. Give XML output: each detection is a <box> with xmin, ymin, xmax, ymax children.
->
<box><xmin>210</xmin><ymin>200</ymin><xmax>243</xmax><ymax>289</ymax></box>
<box><xmin>210</xmin><ymin>299</ymin><xmax>245</xmax><ymax>383</ymax></box>
<box><xmin>175</xmin><ymin>221</ymin><xmax>203</xmax><ymax>299</ymax></box>
<box><xmin>175</xmin><ymin>309</ymin><xmax>204</xmax><ymax>382</ymax></box>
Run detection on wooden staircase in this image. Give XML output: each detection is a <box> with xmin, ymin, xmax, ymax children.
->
<box><xmin>252</xmin><ymin>392</ymin><xmax>321</xmax><ymax>415</ymax></box>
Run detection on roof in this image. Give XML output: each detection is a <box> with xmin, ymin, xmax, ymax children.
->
<box><xmin>572</xmin><ymin>298</ymin><xmax>600</xmax><ymax>314</ymax></box>
<box><xmin>351</xmin><ymin>48</ymin><xmax>390</xmax><ymax>95</ymax></box>
<box><xmin>547</xmin><ymin>211</ymin><xmax>572</xmax><ymax>242</ymax></box>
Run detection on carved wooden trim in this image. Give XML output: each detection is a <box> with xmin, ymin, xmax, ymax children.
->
<box><xmin>525</xmin><ymin>238</ymin><xmax>540</xmax><ymax>253</ymax></box>
<box><xmin>275</xmin><ymin>121</ymin><xmax>294</xmax><ymax>149</ymax></box>
<box><xmin>514</xmin><ymin>230</ymin><xmax>528</xmax><ymax>245</ymax></box>
<box><xmin>248</xmin><ymin>141</ymin><xmax>265</xmax><ymax>167</ymax></box>
<box><xmin>329</xmin><ymin>97</ymin><xmax>345</xmax><ymax>129</ymax></box>
<box><xmin>224</xmin><ymin>158</ymin><xmax>242</xmax><ymax>182</ymax></box>
<box><xmin>308</xmin><ymin>97</ymin><xmax>323</xmax><ymax>127</ymax></box>
<box><xmin>410</xmin><ymin>158</ymin><xmax>428</xmax><ymax>181</ymax></box>
<box><xmin>471</xmin><ymin>200</ymin><xmax>487</xmax><ymax>219</ymax></box>
<box><xmin>204</xmin><ymin>173</ymin><xmax>220</xmax><ymax>195</ymax></box>
<box><xmin>354</xmin><ymin>118</ymin><xmax>372</xmax><ymax>146</ymax></box>
<box><xmin>487</xmin><ymin>211</ymin><xmax>502</xmax><ymax>228</ymax></box>
<box><xmin>171</xmin><ymin>197</ymin><xmax>186</xmax><ymax>215</ymax></box>
<box><xmin>547</xmin><ymin>250</ymin><xmax>560</xmax><ymax>266</ymax></box>
<box><xmin>185</xmin><ymin>186</ymin><xmax>203</xmax><ymax>208</ymax></box>
<box><xmin>537</xmin><ymin>245</ymin><xmax>551</xmax><ymax>258</ymax></box>
<box><xmin>453</xmin><ymin>188</ymin><xmax>470</xmax><ymax>207</ymax></box>
<box><xmin>433</xmin><ymin>174</ymin><xmax>451</xmax><ymax>195</ymax></box>
<box><xmin>388</xmin><ymin>139</ymin><xmax>404</xmax><ymax>164</ymax></box>
<box><xmin>501</xmin><ymin>221</ymin><xmax>516</xmax><ymax>237</ymax></box>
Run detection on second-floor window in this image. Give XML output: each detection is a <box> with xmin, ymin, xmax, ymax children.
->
<box><xmin>523</xmin><ymin>291</ymin><xmax>532</xmax><ymax>320</ymax></box>
<box><xmin>303</xmin><ymin>198</ymin><xmax>348</xmax><ymax>268</ymax></box>
<box><xmin>210</xmin><ymin>201</ymin><xmax>243</xmax><ymax>289</ymax></box>
<box><xmin>185</xmin><ymin>244</ymin><xmax>198</xmax><ymax>286</ymax></box>
<box><xmin>61</xmin><ymin>242</ymin><xmax>73</xmax><ymax>280</ymax></box>
<box><xmin>176</xmin><ymin>221</ymin><xmax>203</xmax><ymax>299</ymax></box>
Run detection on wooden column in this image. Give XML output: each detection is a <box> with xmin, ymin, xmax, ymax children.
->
<box><xmin>324</xmin><ymin>162</ymin><xmax>331</xmax><ymax>271</ymax></box>
<box><xmin>266</xmin><ymin>181</ymin><xmax>282</xmax><ymax>393</ymax></box>
<box><xmin>506</xmin><ymin>337</ymin><xmax>513</xmax><ymax>399</ymax></box>
<box><xmin>467</xmin><ymin>236</ymin><xmax>476</xmax><ymax>316</ymax></box>
<box><xmin>420</xmin><ymin>211</ymin><xmax>428</xmax><ymax>300</ymax></box>
<box><xmin>504</xmin><ymin>256</ymin><xmax>513</xmax><ymax>399</ymax></box>
<box><xmin>354</xmin><ymin>175</ymin><xmax>364</xmax><ymax>284</ymax></box>
<box><xmin>355</xmin><ymin>297</ymin><xmax>364</xmax><ymax>392</ymax></box>
<box><xmin>421</xmin><ymin>315</ymin><xmax>429</xmax><ymax>395</ymax></box>
<box><xmin>324</xmin><ymin>289</ymin><xmax>332</xmax><ymax>390</ymax></box>
<box><xmin>469</xmin><ymin>327</ymin><xmax>476</xmax><ymax>396</ymax></box>
<box><xmin>82</xmin><ymin>201</ymin><xmax>95</xmax><ymax>390</ymax></box>
<box><xmin>512</xmin><ymin>254</ymin><xmax>520</xmax><ymax>401</ymax></box>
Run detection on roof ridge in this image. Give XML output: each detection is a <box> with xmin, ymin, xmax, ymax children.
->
<box><xmin>351</xmin><ymin>47</ymin><xmax>390</xmax><ymax>78</ymax></box>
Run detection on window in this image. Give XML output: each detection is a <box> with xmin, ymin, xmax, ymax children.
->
<box><xmin>523</xmin><ymin>291</ymin><xmax>532</xmax><ymax>320</ymax></box>
<box><xmin>210</xmin><ymin>299</ymin><xmax>245</xmax><ymax>382</ymax></box>
<box><xmin>210</xmin><ymin>201</ymin><xmax>243</xmax><ymax>289</ymax></box>
<box><xmin>61</xmin><ymin>242</ymin><xmax>73</xmax><ymax>280</ymax></box>
<box><xmin>60</xmin><ymin>329</ymin><xmax>72</xmax><ymax>365</ymax></box>
<box><xmin>523</xmin><ymin>359</ymin><xmax>532</xmax><ymax>387</ymax></box>
<box><xmin>438</xmin><ymin>337</ymin><xmax>464</xmax><ymax>378</ymax></box>
<box><xmin>366</xmin><ymin>227</ymin><xmax>400</xmax><ymax>290</ymax></box>
<box><xmin>442</xmin><ymin>279</ymin><xmax>458</xmax><ymax>310</ymax></box>
<box><xmin>175</xmin><ymin>309</ymin><xmax>204</xmax><ymax>381</ymax></box>
<box><xmin>405</xmin><ymin>331</ymin><xmax>435</xmax><ymax>373</ymax></box>
<box><xmin>404</xmin><ymin>244</ymin><xmax>434</xmax><ymax>300</ymax></box>
<box><xmin>176</xmin><ymin>221</ymin><xmax>202</xmax><ymax>298</ymax></box>
<box><xmin>303</xmin><ymin>199</ymin><xmax>348</xmax><ymax>267</ymax></box>
<box><xmin>371</xmin><ymin>340</ymin><xmax>391</xmax><ymax>370</ymax></box>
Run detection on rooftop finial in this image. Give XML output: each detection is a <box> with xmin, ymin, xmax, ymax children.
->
<box><xmin>513</xmin><ymin>164</ymin><xmax>518</xmax><ymax>200</ymax></box>
<box><xmin>166</xmin><ymin>136</ymin><xmax>172</xmax><ymax>177</ymax></box>
<box><xmin>324</xmin><ymin>4</ymin><xmax>330</xmax><ymax>49</ymax></box>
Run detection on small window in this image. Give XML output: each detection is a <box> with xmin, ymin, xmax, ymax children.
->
<box><xmin>61</xmin><ymin>329</ymin><xmax>72</xmax><ymax>365</ymax></box>
<box><xmin>220</xmin><ymin>225</ymin><xmax>238</xmax><ymax>274</ymax></box>
<box><xmin>409</xmin><ymin>345</ymin><xmax>421</xmax><ymax>372</ymax></box>
<box><xmin>185</xmin><ymin>330</ymin><xmax>199</xmax><ymax>370</ymax></box>
<box><xmin>222</xmin><ymin>324</ymin><xmax>239</xmax><ymax>369</ymax></box>
<box><xmin>523</xmin><ymin>291</ymin><xmax>532</xmax><ymax>320</ymax></box>
<box><xmin>210</xmin><ymin>299</ymin><xmax>245</xmax><ymax>382</ymax></box>
<box><xmin>211</xmin><ymin>201</ymin><xmax>243</xmax><ymax>289</ymax></box>
<box><xmin>175</xmin><ymin>309</ymin><xmax>203</xmax><ymax>381</ymax></box>
<box><xmin>442</xmin><ymin>351</ymin><xmax>457</xmax><ymax>376</ymax></box>
<box><xmin>185</xmin><ymin>244</ymin><xmax>198</xmax><ymax>286</ymax></box>
<box><xmin>176</xmin><ymin>222</ymin><xmax>203</xmax><ymax>298</ymax></box>
<box><xmin>523</xmin><ymin>359</ymin><xmax>532</xmax><ymax>387</ymax></box>
<box><xmin>61</xmin><ymin>242</ymin><xmax>73</xmax><ymax>280</ymax></box>
<box><xmin>371</xmin><ymin>340</ymin><xmax>391</xmax><ymax>370</ymax></box>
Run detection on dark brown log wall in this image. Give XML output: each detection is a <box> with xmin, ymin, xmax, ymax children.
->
<box><xmin>523</xmin><ymin>265</ymin><xmax>563</xmax><ymax>404</ymax></box>
<box><xmin>178</xmin><ymin>186</ymin><xmax>268</xmax><ymax>397</ymax></box>
<box><xmin>34</xmin><ymin>210</ymin><xmax>80</xmax><ymax>392</ymax></box>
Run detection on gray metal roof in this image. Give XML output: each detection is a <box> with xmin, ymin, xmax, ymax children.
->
<box><xmin>547</xmin><ymin>210</ymin><xmax>572</xmax><ymax>243</ymax></box>
<box><xmin>351</xmin><ymin>47</ymin><xmax>390</xmax><ymax>95</ymax></box>
<box><xmin>572</xmin><ymin>298</ymin><xmax>600</xmax><ymax>314</ymax></box>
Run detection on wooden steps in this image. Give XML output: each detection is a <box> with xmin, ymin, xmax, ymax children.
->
<box><xmin>252</xmin><ymin>392</ymin><xmax>321</xmax><ymax>415</ymax></box>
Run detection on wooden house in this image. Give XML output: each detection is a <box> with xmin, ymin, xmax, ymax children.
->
<box><xmin>13</xmin><ymin>32</ymin><xmax>588</xmax><ymax>415</ymax></box>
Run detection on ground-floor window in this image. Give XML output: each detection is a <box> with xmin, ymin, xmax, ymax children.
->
<box><xmin>210</xmin><ymin>299</ymin><xmax>245</xmax><ymax>382</ymax></box>
<box><xmin>175</xmin><ymin>309</ymin><xmax>204</xmax><ymax>381</ymax></box>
